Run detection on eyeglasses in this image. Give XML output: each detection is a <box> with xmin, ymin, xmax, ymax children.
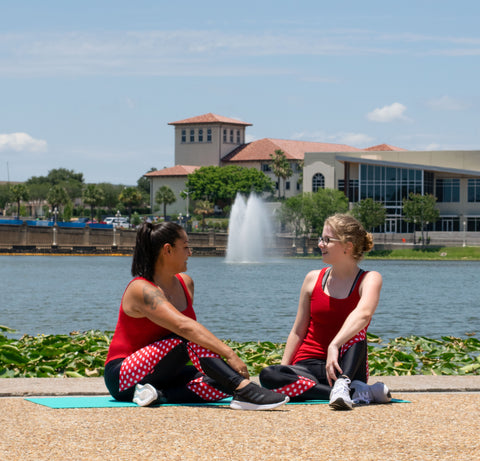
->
<box><xmin>318</xmin><ymin>236</ymin><xmax>342</xmax><ymax>245</ymax></box>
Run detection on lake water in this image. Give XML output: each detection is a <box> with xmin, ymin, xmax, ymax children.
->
<box><xmin>1</xmin><ymin>256</ymin><xmax>479</xmax><ymax>342</ymax></box>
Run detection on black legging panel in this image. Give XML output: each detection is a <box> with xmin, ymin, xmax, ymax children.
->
<box><xmin>259</xmin><ymin>339</ymin><xmax>368</xmax><ymax>401</ymax></box>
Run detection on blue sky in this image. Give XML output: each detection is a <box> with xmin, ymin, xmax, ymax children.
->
<box><xmin>1</xmin><ymin>0</ymin><xmax>479</xmax><ymax>184</ymax></box>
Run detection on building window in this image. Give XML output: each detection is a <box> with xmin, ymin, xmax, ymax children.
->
<box><xmin>236</xmin><ymin>130</ymin><xmax>241</xmax><ymax>144</ymax></box>
<box><xmin>436</xmin><ymin>178</ymin><xmax>460</xmax><ymax>202</ymax></box>
<box><xmin>230</xmin><ymin>129</ymin><xmax>234</xmax><ymax>143</ymax></box>
<box><xmin>261</xmin><ymin>163</ymin><xmax>271</xmax><ymax>172</ymax></box>
<box><xmin>207</xmin><ymin>128</ymin><xmax>212</xmax><ymax>142</ymax></box>
<box><xmin>468</xmin><ymin>217</ymin><xmax>480</xmax><ymax>231</ymax></box>
<box><xmin>359</xmin><ymin>164</ymin><xmax>422</xmax><ymax>210</ymax></box>
<box><xmin>286</xmin><ymin>181</ymin><xmax>290</xmax><ymax>190</ymax></box>
<box><xmin>198</xmin><ymin>129</ymin><xmax>203</xmax><ymax>142</ymax></box>
<box><xmin>434</xmin><ymin>217</ymin><xmax>460</xmax><ymax>232</ymax></box>
<box><xmin>296</xmin><ymin>182</ymin><xmax>301</xmax><ymax>191</ymax></box>
<box><xmin>223</xmin><ymin>129</ymin><xmax>227</xmax><ymax>143</ymax></box>
<box><xmin>338</xmin><ymin>179</ymin><xmax>359</xmax><ymax>202</ymax></box>
<box><xmin>181</xmin><ymin>129</ymin><xmax>186</xmax><ymax>143</ymax></box>
<box><xmin>312</xmin><ymin>173</ymin><xmax>325</xmax><ymax>192</ymax></box>
<box><xmin>190</xmin><ymin>129</ymin><xmax>195</xmax><ymax>143</ymax></box>
<box><xmin>468</xmin><ymin>179</ymin><xmax>480</xmax><ymax>202</ymax></box>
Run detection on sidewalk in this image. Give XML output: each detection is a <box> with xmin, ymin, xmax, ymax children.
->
<box><xmin>1</xmin><ymin>375</ymin><xmax>479</xmax><ymax>397</ymax></box>
<box><xmin>2</xmin><ymin>376</ymin><xmax>480</xmax><ymax>460</ymax></box>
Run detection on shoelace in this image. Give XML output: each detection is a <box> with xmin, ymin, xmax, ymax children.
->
<box><xmin>352</xmin><ymin>390</ymin><xmax>371</xmax><ymax>404</ymax></box>
<box><xmin>332</xmin><ymin>379</ymin><xmax>351</xmax><ymax>397</ymax></box>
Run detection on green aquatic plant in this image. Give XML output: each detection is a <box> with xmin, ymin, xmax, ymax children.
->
<box><xmin>0</xmin><ymin>326</ymin><xmax>478</xmax><ymax>378</ymax></box>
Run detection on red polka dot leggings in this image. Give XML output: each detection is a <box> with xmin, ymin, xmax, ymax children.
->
<box><xmin>259</xmin><ymin>339</ymin><xmax>368</xmax><ymax>401</ymax></box>
<box><xmin>104</xmin><ymin>335</ymin><xmax>244</xmax><ymax>403</ymax></box>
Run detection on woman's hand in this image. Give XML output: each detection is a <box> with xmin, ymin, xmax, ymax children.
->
<box><xmin>326</xmin><ymin>343</ymin><xmax>343</xmax><ymax>387</ymax></box>
<box><xmin>226</xmin><ymin>354</ymin><xmax>250</xmax><ymax>380</ymax></box>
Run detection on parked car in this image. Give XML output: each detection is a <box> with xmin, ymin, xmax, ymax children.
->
<box><xmin>104</xmin><ymin>216</ymin><xmax>129</xmax><ymax>228</ymax></box>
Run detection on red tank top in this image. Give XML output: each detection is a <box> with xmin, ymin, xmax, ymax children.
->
<box><xmin>105</xmin><ymin>274</ymin><xmax>196</xmax><ymax>364</ymax></box>
<box><xmin>292</xmin><ymin>267</ymin><xmax>368</xmax><ymax>364</ymax></box>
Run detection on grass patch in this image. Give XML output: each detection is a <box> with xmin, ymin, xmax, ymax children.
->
<box><xmin>366</xmin><ymin>246</ymin><xmax>480</xmax><ymax>260</ymax></box>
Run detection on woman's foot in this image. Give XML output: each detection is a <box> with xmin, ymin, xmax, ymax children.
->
<box><xmin>351</xmin><ymin>380</ymin><xmax>392</xmax><ymax>404</ymax></box>
<box><xmin>230</xmin><ymin>382</ymin><xmax>289</xmax><ymax>410</ymax></box>
<box><xmin>133</xmin><ymin>383</ymin><xmax>160</xmax><ymax>407</ymax></box>
<box><xmin>329</xmin><ymin>377</ymin><xmax>353</xmax><ymax>410</ymax></box>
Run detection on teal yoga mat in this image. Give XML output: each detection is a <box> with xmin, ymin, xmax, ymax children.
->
<box><xmin>25</xmin><ymin>396</ymin><xmax>408</xmax><ymax>409</ymax></box>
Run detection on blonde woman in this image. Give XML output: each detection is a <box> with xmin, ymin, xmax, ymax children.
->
<box><xmin>260</xmin><ymin>214</ymin><xmax>391</xmax><ymax>410</ymax></box>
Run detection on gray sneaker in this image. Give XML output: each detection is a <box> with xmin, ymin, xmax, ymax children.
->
<box><xmin>351</xmin><ymin>380</ymin><xmax>392</xmax><ymax>405</ymax></box>
<box><xmin>230</xmin><ymin>383</ymin><xmax>289</xmax><ymax>411</ymax></box>
<box><xmin>329</xmin><ymin>377</ymin><xmax>353</xmax><ymax>410</ymax></box>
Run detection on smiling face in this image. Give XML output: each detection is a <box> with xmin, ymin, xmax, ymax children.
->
<box><xmin>318</xmin><ymin>224</ymin><xmax>344</xmax><ymax>263</ymax></box>
<box><xmin>170</xmin><ymin>230</ymin><xmax>192</xmax><ymax>272</ymax></box>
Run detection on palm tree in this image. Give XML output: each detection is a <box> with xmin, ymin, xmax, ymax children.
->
<box><xmin>270</xmin><ymin>149</ymin><xmax>293</xmax><ymax>199</ymax></box>
<box><xmin>118</xmin><ymin>187</ymin><xmax>143</xmax><ymax>222</ymax></box>
<box><xmin>83</xmin><ymin>184</ymin><xmax>105</xmax><ymax>221</ymax></box>
<box><xmin>194</xmin><ymin>200</ymin><xmax>214</xmax><ymax>230</ymax></box>
<box><xmin>155</xmin><ymin>186</ymin><xmax>176</xmax><ymax>218</ymax></box>
<box><xmin>9</xmin><ymin>184</ymin><xmax>29</xmax><ymax>218</ymax></box>
<box><xmin>47</xmin><ymin>185</ymin><xmax>70</xmax><ymax>221</ymax></box>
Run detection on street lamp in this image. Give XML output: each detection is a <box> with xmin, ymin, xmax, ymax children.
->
<box><xmin>413</xmin><ymin>218</ymin><xmax>417</xmax><ymax>245</ymax></box>
<box><xmin>183</xmin><ymin>190</ymin><xmax>191</xmax><ymax>219</ymax></box>
<box><xmin>51</xmin><ymin>207</ymin><xmax>58</xmax><ymax>247</ymax></box>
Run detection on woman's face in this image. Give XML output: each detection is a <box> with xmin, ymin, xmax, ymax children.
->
<box><xmin>171</xmin><ymin>230</ymin><xmax>192</xmax><ymax>272</ymax></box>
<box><xmin>318</xmin><ymin>224</ymin><xmax>344</xmax><ymax>263</ymax></box>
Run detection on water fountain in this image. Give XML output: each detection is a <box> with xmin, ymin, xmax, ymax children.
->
<box><xmin>226</xmin><ymin>193</ymin><xmax>274</xmax><ymax>263</ymax></box>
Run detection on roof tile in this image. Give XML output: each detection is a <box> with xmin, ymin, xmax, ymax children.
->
<box><xmin>223</xmin><ymin>138</ymin><xmax>363</xmax><ymax>162</ymax></box>
<box><xmin>144</xmin><ymin>165</ymin><xmax>200</xmax><ymax>177</ymax></box>
<box><xmin>169</xmin><ymin>113</ymin><xmax>252</xmax><ymax>126</ymax></box>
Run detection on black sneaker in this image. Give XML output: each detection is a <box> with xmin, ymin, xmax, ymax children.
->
<box><xmin>230</xmin><ymin>383</ymin><xmax>289</xmax><ymax>410</ymax></box>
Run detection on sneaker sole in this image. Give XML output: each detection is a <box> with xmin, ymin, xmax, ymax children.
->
<box><xmin>230</xmin><ymin>396</ymin><xmax>289</xmax><ymax>411</ymax></box>
<box><xmin>329</xmin><ymin>397</ymin><xmax>353</xmax><ymax>411</ymax></box>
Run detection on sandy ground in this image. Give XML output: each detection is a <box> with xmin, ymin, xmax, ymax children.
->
<box><xmin>2</xmin><ymin>393</ymin><xmax>479</xmax><ymax>460</ymax></box>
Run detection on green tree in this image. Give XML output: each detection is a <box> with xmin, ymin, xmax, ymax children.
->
<box><xmin>98</xmin><ymin>183</ymin><xmax>125</xmax><ymax>212</ymax></box>
<box><xmin>83</xmin><ymin>184</ymin><xmax>105</xmax><ymax>221</ymax></box>
<box><xmin>9</xmin><ymin>184</ymin><xmax>30</xmax><ymax>218</ymax></box>
<box><xmin>155</xmin><ymin>186</ymin><xmax>176</xmax><ymax>218</ymax></box>
<box><xmin>278</xmin><ymin>189</ymin><xmax>348</xmax><ymax>254</ymax></box>
<box><xmin>351</xmin><ymin>198</ymin><xmax>386</xmax><ymax>232</ymax></box>
<box><xmin>119</xmin><ymin>187</ymin><xmax>143</xmax><ymax>221</ymax></box>
<box><xmin>185</xmin><ymin>165</ymin><xmax>274</xmax><ymax>208</ymax></box>
<box><xmin>270</xmin><ymin>149</ymin><xmax>293</xmax><ymax>199</ymax></box>
<box><xmin>306</xmin><ymin>188</ymin><xmax>349</xmax><ymax>234</ymax></box>
<box><xmin>46</xmin><ymin>185</ymin><xmax>70</xmax><ymax>220</ymax></box>
<box><xmin>277</xmin><ymin>194</ymin><xmax>306</xmax><ymax>251</ymax></box>
<box><xmin>28</xmin><ymin>168</ymin><xmax>84</xmax><ymax>202</ymax></box>
<box><xmin>403</xmin><ymin>193</ymin><xmax>440</xmax><ymax>246</ymax></box>
<box><xmin>63</xmin><ymin>201</ymin><xmax>73</xmax><ymax>222</ymax></box>
<box><xmin>194</xmin><ymin>200</ymin><xmax>214</xmax><ymax>230</ymax></box>
<box><xmin>0</xmin><ymin>184</ymin><xmax>10</xmax><ymax>211</ymax></box>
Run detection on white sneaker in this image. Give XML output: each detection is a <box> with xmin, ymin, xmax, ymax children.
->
<box><xmin>351</xmin><ymin>380</ymin><xmax>392</xmax><ymax>405</ymax></box>
<box><xmin>329</xmin><ymin>377</ymin><xmax>353</xmax><ymax>411</ymax></box>
<box><xmin>133</xmin><ymin>383</ymin><xmax>158</xmax><ymax>407</ymax></box>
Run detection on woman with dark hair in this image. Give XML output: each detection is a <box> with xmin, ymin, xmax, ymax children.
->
<box><xmin>259</xmin><ymin>214</ymin><xmax>391</xmax><ymax>410</ymax></box>
<box><xmin>104</xmin><ymin>221</ymin><xmax>288</xmax><ymax>410</ymax></box>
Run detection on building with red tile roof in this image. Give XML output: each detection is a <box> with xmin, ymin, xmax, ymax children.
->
<box><xmin>146</xmin><ymin>113</ymin><xmax>480</xmax><ymax>234</ymax></box>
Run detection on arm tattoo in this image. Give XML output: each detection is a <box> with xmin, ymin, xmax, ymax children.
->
<box><xmin>143</xmin><ymin>286</ymin><xmax>168</xmax><ymax>311</ymax></box>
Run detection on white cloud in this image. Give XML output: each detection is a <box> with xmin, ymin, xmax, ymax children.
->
<box><xmin>335</xmin><ymin>132</ymin><xmax>375</xmax><ymax>147</ymax></box>
<box><xmin>367</xmin><ymin>102</ymin><xmax>409</xmax><ymax>123</ymax></box>
<box><xmin>0</xmin><ymin>133</ymin><xmax>47</xmax><ymax>152</ymax></box>
<box><xmin>426</xmin><ymin>95</ymin><xmax>470</xmax><ymax>111</ymax></box>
